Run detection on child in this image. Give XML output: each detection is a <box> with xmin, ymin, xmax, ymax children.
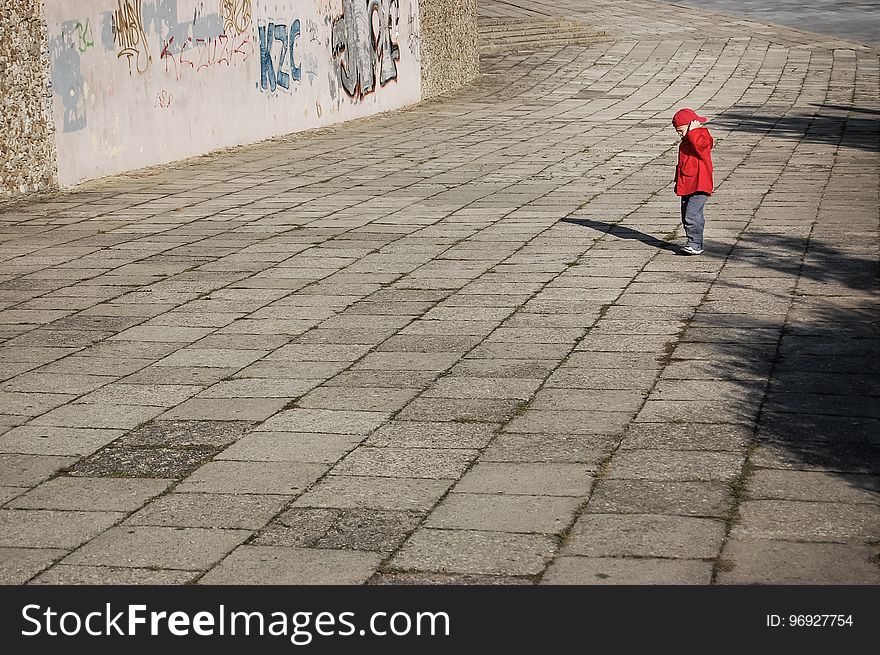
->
<box><xmin>672</xmin><ymin>108</ymin><xmax>714</xmax><ymax>255</ymax></box>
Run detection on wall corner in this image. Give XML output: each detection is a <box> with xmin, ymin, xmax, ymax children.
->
<box><xmin>0</xmin><ymin>1</ymin><xmax>58</xmax><ymax>200</ymax></box>
<box><xmin>418</xmin><ymin>0</ymin><xmax>479</xmax><ymax>100</ymax></box>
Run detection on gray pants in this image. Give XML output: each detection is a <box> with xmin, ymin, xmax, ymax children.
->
<box><xmin>680</xmin><ymin>192</ymin><xmax>708</xmax><ymax>249</ymax></box>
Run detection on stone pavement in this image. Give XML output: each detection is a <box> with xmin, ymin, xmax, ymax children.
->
<box><xmin>0</xmin><ymin>0</ymin><xmax>878</xmax><ymax>585</ymax></box>
<box><xmin>659</xmin><ymin>0</ymin><xmax>880</xmax><ymax>48</ymax></box>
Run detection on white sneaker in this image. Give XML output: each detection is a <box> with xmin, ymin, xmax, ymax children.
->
<box><xmin>681</xmin><ymin>245</ymin><xmax>704</xmax><ymax>255</ymax></box>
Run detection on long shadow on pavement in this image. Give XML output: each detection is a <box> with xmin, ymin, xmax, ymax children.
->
<box><xmin>712</xmin><ymin>105</ymin><xmax>880</xmax><ymax>153</ymax></box>
<box><xmin>563</xmin><ymin>217</ymin><xmax>878</xmax><ymax>290</ymax></box>
<box><xmin>560</xmin><ymin>217</ymin><xmax>679</xmax><ymax>251</ymax></box>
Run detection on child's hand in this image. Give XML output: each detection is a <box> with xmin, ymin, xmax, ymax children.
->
<box><xmin>676</xmin><ymin>120</ymin><xmax>703</xmax><ymax>141</ymax></box>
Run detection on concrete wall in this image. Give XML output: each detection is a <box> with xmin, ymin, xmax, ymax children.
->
<box><xmin>44</xmin><ymin>0</ymin><xmax>423</xmax><ymax>186</ymax></box>
<box><xmin>1</xmin><ymin>0</ymin><xmax>477</xmax><ymax>197</ymax></box>
<box><xmin>0</xmin><ymin>1</ymin><xmax>57</xmax><ymax>196</ymax></box>
<box><xmin>419</xmin><ymin>0</ymin><xmax>478</xmax><ymax>99</ymax></box>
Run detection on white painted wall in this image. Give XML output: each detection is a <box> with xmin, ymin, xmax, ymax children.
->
<box><xmin>45</xmin><ymin>0</ymin><xmax>422</xmax><ymax>186</ymax></box>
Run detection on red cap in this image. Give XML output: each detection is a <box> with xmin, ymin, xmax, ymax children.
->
<box><xmin>672</xmin><ymin>107</ymin><xmax>708</xmax><ymax>127</ymax></box>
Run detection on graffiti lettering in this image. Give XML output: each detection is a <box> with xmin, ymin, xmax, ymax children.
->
<box><xmin>373</xmin><ymin>0</ymin><xmax>401</xmax><ymax>86</ymax></box>
<box><xmin>258</xmin><ymin>21</ymin><xmax>302</xmax><ymax>93</ymax></box>
<box><xmin>160</xmin><ymin>33</ymin><xmax>253</xmax><ymax>82</ymax></box>
<box><xmin>221</xmin><ymin>0</ymin><xmax>252</xmax><ymax>36</ymax></box>
<box><xmin>157</xmin><ymin>89</ymin><xmax>173</xmax><ymax>108</ymax></box>
<box><xmin>216</xmin><ymin>34</ymin><xmax>231</xmax><ymax>65</ymax></box>
<box><xmin>74</xmin><ymin>19</ymin><xmax>95</xmax><ymax>53</ymax></box>
<box><xmin>332</xmin><ymin>0</ymin><xmax>373</xmax><ymax>97</ymax></box>
<box><xmin>406</xmin><ymin>5</ymin><xmax>420</xmax><ymax>61</ymax></box>
<box><xmin>332</xmin><ymin>0</ymin><xmax>401</xmax><ymax>98</ymax></box>
<box><xmin>111</xmin><ymin>0</ymin><xmax>150</xmax><ymax>74</ymax></box>
<box><xmin>179</xmin><ymin>37</ymin><xmax>195</xmax><ymax>70</ymax></box>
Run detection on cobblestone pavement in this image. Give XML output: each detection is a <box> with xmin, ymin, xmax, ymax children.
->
<box><xmin>1</xmin><ymin>0</ymin><xmax>878</xmax><ymax>584</ymax></box>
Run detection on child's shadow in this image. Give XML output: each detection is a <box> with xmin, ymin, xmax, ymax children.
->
<box><xmin>560</xmin><ymin>217</ymin><xmax>680</xmax><ymax>252</ymax></box>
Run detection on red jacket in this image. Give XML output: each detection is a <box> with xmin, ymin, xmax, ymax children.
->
<box><xmin>675</xmin><ymin>127</ymin><xmax>714</xmax><ymax>196</ymax></box>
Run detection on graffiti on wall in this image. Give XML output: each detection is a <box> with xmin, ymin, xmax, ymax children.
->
<box><xmin>49</xmin><ymin>22</ymin><xmax>90</xmax><ymax>132</ymax></box>
<box><xmin>258</xmin><ymin>20</ymin><xmax>302</xmax><ymax>92</ymax></box>
<box><xmin>160</xmin><ymin>32</ymin><xmax>254</xmax><ymax>81</ymax></box>
<box><xmin>373</xmin><ymin>0</ymin><xmax>401</xmax><ymax>85</ymax></box>
<box><xmin>45</xmin><ymin>0</ymin><xmax>421</xmax><ymax>186</ymax></box>
<box><xmin>405</xmin><ymin>3</ymin><xmax>419</xmax><ymax>62</ymax></box>
<box><xmin>222</xmin><ymin>0</ymin><xmax>253</xmax><ymax>35</ymax></box>
<box><xmin>74</xmin><ymin>20</ymin><xmax>97</xmax><ymax>53</ymax></box>
<box><xmin>111</xmin><ymin>0</ymin><xmax>151</xmax><ymax>74</ymax></box>
<box><xmin>156</xmin><ymin>89</ymin><xmax>173</xmax><ymax>108</ymax></box>
<box><xmin>331</xmin><ymin>0</ymin><xmax>401</xmax><ymax>99</ymax></box>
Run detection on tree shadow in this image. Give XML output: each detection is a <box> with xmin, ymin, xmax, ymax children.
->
<box><xmin>814</xmin><ymin>103</ymin><xmax>880</xmax><ymax>117</ymax></box>
<box><xmin>711</xmin><ymin>106</ymin><xmax>880</xmax><ymax>153</ymax></box>
<box><xmin>683</xmin><ymin>299</ymin><xmax>880</xmax><ymax>493</ymax></box>
<box><xmin>732</xmin><ymin>232</ymin><xmax>878</xmax><ymax>292</ymax></box>
<box><xmin>565</xmin><ymin>215</ymin><xmax>879</xmax><ymax>492</ymax></box>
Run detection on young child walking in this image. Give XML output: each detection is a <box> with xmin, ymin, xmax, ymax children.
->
<box><xmin>672</xmin><ymin>108</ymin><xmax>714</xmax><ymax>255</ymax></box>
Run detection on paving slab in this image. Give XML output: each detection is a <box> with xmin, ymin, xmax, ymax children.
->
<box><xmin>7</xmin><ymin>477</ymin><xmax>172</xmax><ymax>512</ymax></box>
<box><xmin>175</xmin><ymin>461</ymin><xmax>328</xmax><ymax>495</ymax></box>
<box><xmin>333</xmin><ymin>447</ymin><xmax>477</xmax><ymax>479</ymax></box>
<box><xmin>292</xmin><ymin>475</ymin><xmax>453</xmax><ymax>511</ymax></box>
<box><xmin>297</xmin><ymin>387</ymin><xmax>421</xmax><ymax>412</ymax></box>
<box><xmin>0</xmin><ymin>509</ymin><xmax>123</xmax><ymax>548</ymax></box>
<box><xmin>717</xmin><ymin>539</ymin><xmax>880</xmax><ymax>585</ymax></box>
<box><xmin>745</xmin><ymin>469</ymin><xmax>880</xmax><ymax>504</ymax></box>
<box><xmin>732</xmin><ymin>500</ymin><xmax>880</xmax><ymax>542</ymax></box>
<box><xmin>426</xmin><ymin>494</ymin><xmax>582</xmax><ymax>534</ymax></box>
<box><xmin>0</xmin><ymin>487</ymin><xmax>27</xmax><ymax>505</ymax></box>
<box><xmin>542</xmin><ymin>557</ymin><xmax>714</xmax><ymax>585</ymax></box>
<box><xmin>751</xmin><ymin>442</ymin><xmax>880</xmax><ymax>475</ymax></box>
<box><xmin>217</xmin><ymin>432</ymin><xmax>362</xmax><ymax>463</ymax></box>
<box><xmin>620</xmin><ymin>424</ymin><xmax>752</xmax><ymax>451</ymax></box>
<box><xmin>0</xmin><ymin>426</ymin><xmax>123</xmax><ymax>457</ymax></box>
<box><xmin>0</xmin><ymin>547</ymin><xmax>66</xmax><ymax>584</ymax></box>
<box><xmin>365</xmin><ymin>421</ymin><xmax>498</xmax><ymax>449</ymax></box>
<box><xmin>69</xmin><ymin>446</ymin><xmax>217</xmax><ymax>478</ymax></box>
<box><xmin>254</xmin><ymin>507</ymin><xmax>424</xmax><ymax>552</ymax></box>
<box><xmin>606</xmin><ymin>450</ymin><xmax>744</xmax><ymax>482</ymax></box>
<box><xmin>199</xmin><ymin>546</ymin><xmax>382</xmax><ymax>584</ymax></box>
<box><xmin>118</xmin><ymin>420</ymin><xmax>256</xmax><ymax>447</ymax></box>
<box><xmin>390</xmin><ymin>528</ymin><xmax>556</xmax><ymax>576</ymax></box>
<box><xmin>369</xmin><ymin>572</ymin><xmax>531</xmax><ymax>585</ymax></box>
<box><xmin>30</xmin><ymin>565</ymin><xmax>199</xmax><ymax>585</ymax></box>
<box><xmin>63</xmin><ymin>526</ymin><xmax>251</xmax><ymax>570</ymax></box>
<box><xmin>455</xmin><ymin>463</ymin><xmax>594</xmax><ymax>497</ymax></box>
<box><xmin>159</xmin><ymin>398</ymin><xmax>289</xmax><ymax>422</ymax></box>
<box><xmin>588</xmin><ymin>479</ymin><xmax>732</xmax><ymax>518</ymax></box>
<box><xmin>0</xmin><ymin>453</ymin><xmax>77</xmax><ymax>486</ymax></box>
<box><xmin>125</xmin><ymin>493</ymin><xmax>288</xmax><ymax>529</ymax></box>
<box><xmin>398</xmin><ymin>398</ymin><xmax>525</xmax><ymax>423</ymax></box>
<box><xmin>257</xmin><ymin>408</ymin><xmax>390</xmax><ymax>435</ymax></box>
<box><xmin>482</xmin><ymin>433</ymin><xmax>617</xmax><ymax>464</ymax></box>
<box><xmin>563</xmin><ymin>514</ymin><xmax>726</xmax><ymax>559</ymax></box>
<box><xmin>29</xmin><ymin>403</ymin><xmax>165</xmax><ymax>430</ymax></box>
